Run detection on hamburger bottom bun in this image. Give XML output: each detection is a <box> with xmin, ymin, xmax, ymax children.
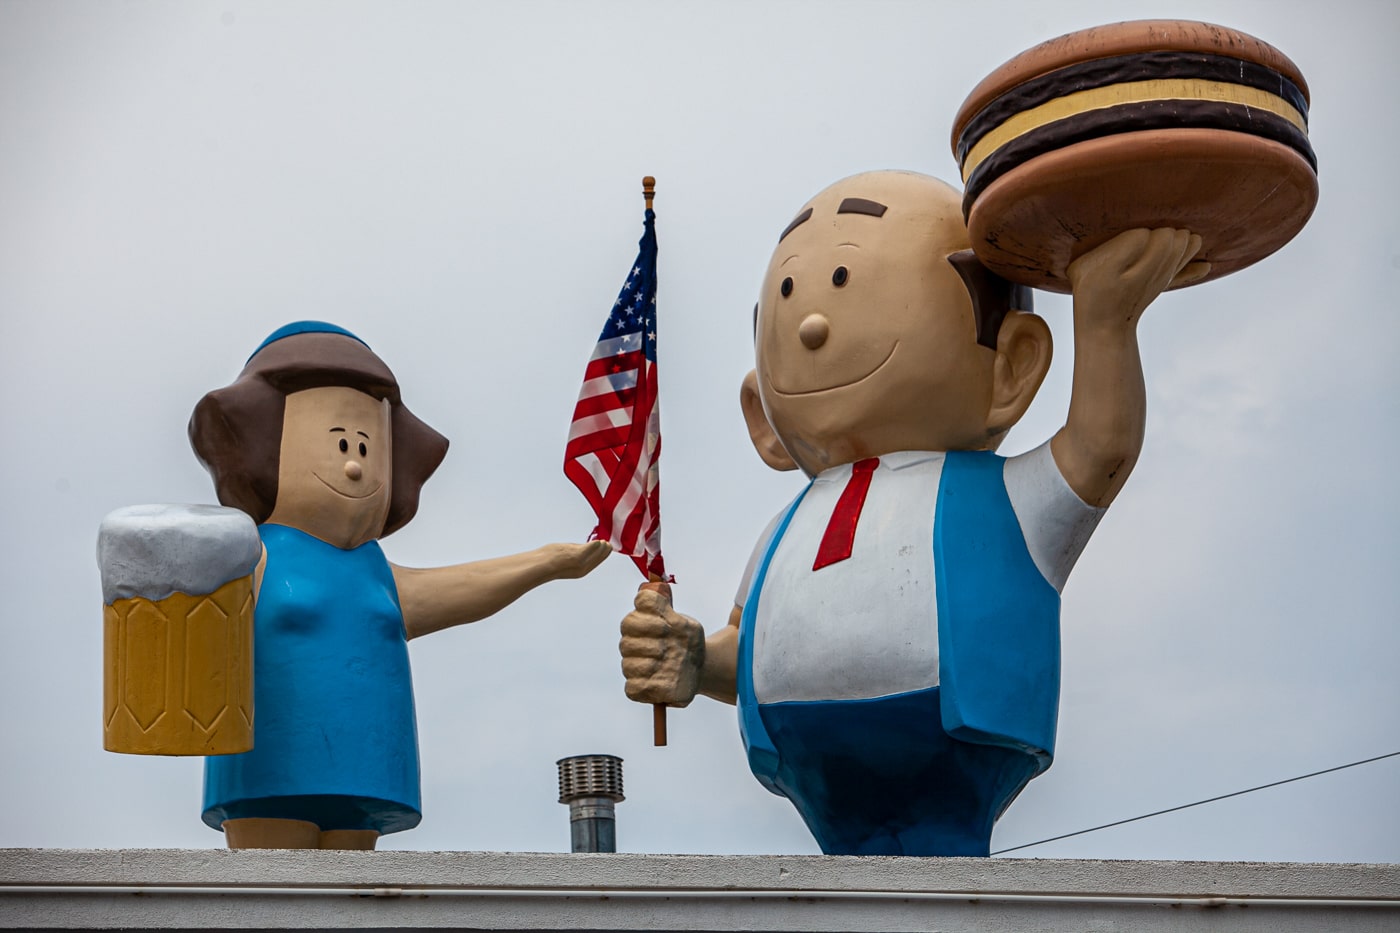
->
<box><xmin>967</xmin><ymin>128</ymin><xmax>1319</xmax><ymax>293</ymax></box>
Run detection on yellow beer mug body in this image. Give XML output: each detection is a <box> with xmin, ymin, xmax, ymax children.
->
<box><xmin>98</xmin><ymin>504</ymin><xmax>259</xmax><ymax>756</ymax></box>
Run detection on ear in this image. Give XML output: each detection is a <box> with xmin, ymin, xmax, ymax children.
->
<box><xmin>740</xmin><ymin>370</ymin><xmax>798</xmax><ymax>472</ymax></box>
<box><xmin>986</xmin><ymin>311</ymin><xmax>1052</xmax><ymax>439</ymax></box>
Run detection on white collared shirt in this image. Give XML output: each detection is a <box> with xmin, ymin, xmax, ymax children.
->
<box><xmin>738</xmin><ymin>442</ymin><xmax>1103</xmax><ymax>705</ymax></box>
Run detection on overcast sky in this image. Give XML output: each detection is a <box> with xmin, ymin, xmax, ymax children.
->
<box><xmin>2</xmin><ymin>0</ymin><xmax>1396</xmax><ymax>862</ymax></box>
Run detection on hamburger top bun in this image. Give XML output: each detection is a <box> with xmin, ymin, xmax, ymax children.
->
<box><xmin>952</xmin><ymin>20</ymin><xmax>1309</xmax><ymax>148</ymax></box>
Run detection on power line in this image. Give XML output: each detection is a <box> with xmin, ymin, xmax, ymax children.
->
<box><xmin>992</xmin><ymin>750</ymin><xmax>1400</xmax><ymax>856</ymax></box>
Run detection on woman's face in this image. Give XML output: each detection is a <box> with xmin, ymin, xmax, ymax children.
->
<box><xmin>265</xmin><ymin>385</ymin><xmax>392</xmax><ymax>549</ymax></box>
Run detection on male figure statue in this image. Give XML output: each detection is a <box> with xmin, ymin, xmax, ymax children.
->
<box><xmin>620</xmin><ymin>171</ymin><xmax>1206</xmax><ymax>855</ymax></box>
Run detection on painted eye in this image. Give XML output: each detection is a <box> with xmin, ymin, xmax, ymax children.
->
<box><xmin>781</xmin><ymin>277</ymin><xmax>793</xmax><ymax>298</ymax></box>
<box><xmin>358</xmin><ymin>442</ymin><xmax>367</xmax><ymax>457</ymax></box>
<box><xmin>338</xmin><ymin>438</ymin><xmax>349</xmax><ymax>453</ymax></box>
<box><xmin>832</xmin><ymin>266</ymin><xmax>848</xmax><ymax>287</ymax></box>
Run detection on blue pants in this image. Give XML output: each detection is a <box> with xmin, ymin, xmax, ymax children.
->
<box><xmin>758</xmin><ymin>687</ymin><xmax>1039</xmax><ymax>856</ymax></box>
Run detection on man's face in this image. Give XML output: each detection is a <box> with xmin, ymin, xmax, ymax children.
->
<box><xmin>754</xmin><ymin>172</ymin><xmax>997</xmax><ymax>475</ymax></box>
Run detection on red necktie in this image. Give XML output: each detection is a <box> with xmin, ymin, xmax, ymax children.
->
<box><xmin>812</xmin><ymin>457</ymin><xmax>880</xmax><ymax>571</ymax></box>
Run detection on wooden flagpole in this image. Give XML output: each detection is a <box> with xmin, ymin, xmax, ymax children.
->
<box><xmin>642</xmin><ymin>176</ymin><xmax>669</xmax><ymax>747</ymax></box>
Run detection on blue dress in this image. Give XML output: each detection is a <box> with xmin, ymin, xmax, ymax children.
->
<box><xmin>202</xmin><ymin>524</ymin><xmax>421</xmax><ymax>834</ymax></box>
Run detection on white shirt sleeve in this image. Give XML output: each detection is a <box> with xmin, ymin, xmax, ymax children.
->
<box><xmin>1003</xmin><ymin>440</ymin><xmax>1106</xmax><ymax>593</ymax></box>
<box><xmin>733</xmin><ymin>507</ymin><xmax>787</xmax><ymax>609</ymax></box>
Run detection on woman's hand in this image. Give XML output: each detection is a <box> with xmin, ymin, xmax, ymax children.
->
<box><xmin>548</xmin><ymin>539</ymin><xmax>613</xmax><ymax>579</ymax></box>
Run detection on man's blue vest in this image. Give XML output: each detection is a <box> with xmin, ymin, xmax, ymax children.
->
<box><xmin>737</xmin><ymin>450</ymin><xmax>1061</xmax><ymax>794</ymax></box>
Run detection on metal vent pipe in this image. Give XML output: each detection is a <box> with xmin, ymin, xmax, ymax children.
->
<box><xmin>556</xmin><ymin>754</ymin><xmax>624</xmax><ymax>853</ymax></box>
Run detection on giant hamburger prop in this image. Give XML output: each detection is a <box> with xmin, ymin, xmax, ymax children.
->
<box><xmin>952</xmin><ymin>20</ymin><xmax>1317</xmax><ymax>292</ymax></box>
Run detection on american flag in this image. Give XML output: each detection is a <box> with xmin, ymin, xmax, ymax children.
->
<box><xmin>564</xmin><ymin>205</ymin><xmax>668</xmax><ymax>580</ymax></box>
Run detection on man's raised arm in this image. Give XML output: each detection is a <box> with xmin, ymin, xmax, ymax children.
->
<box><xmin>1051</xmin><ymin>228</ymin><xmax>1209</xmax><ymax>508</ymax></box>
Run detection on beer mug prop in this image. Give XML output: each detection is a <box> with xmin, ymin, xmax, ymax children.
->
<box><xmin>98</xmin><ymin>504</ymin><xmax>260</xmax><ymax>755</ymax></box>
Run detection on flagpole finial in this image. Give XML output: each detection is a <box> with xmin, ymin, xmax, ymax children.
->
<box><xmin>642</xmin><ymin>176</ymin><xmax>655</xmax><ymax>211</ymax></box>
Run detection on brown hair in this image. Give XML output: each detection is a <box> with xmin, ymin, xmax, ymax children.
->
<box><xmin>188</xmin><ymin>330</ymin><xmax>449</xmax><ymax>538</ymax></box>
<box><xmin>946</xmin><ymin>249</ymin><xmax>1035</xmax><ymax>350</ymax></box>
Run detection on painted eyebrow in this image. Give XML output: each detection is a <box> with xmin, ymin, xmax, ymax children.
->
<box><xmin>837</xmin><ymin>197</ymin><xmax>887</xmax><ymax>217</ymax></box>
<box><xmin>356</xmin><ymin>431</ymin><xmax>369</xmax><ymax>439</ymax></box>
<box><xmin>329</xmin><ymin>427</ymin><xmax>346</xmax><ymax>433</ymax></box>
<box><xmin>777</xmin><ymin>207</ymin><xmax>813</xmax><ymax>243</ymax></box>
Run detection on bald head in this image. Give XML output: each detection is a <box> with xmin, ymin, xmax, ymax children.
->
<box><xmin>778</xmin><ymin>171</ymin><xmax>968</xmax><ymax>251</ymax></box>
<box><xmin>745</xmin><ymin>170</ymin><xmax>1045</xmax><ymax>475</ymax></box>
<box><xmin>775</xmin><ymin>172</ymin><xmax>1029</xmax><ymax>347</ymax></box>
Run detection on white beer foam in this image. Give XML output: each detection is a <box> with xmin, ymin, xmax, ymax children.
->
<box><xmin>98</xmin><ymin>504</ymin><xmax>261</xmax><ymax>604</ymax></box>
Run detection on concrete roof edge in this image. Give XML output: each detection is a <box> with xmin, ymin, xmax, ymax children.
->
<box><xmin>2</xmin><ymin>849</ymin><xmax>1397</xmax><ymax>901</ymax></box>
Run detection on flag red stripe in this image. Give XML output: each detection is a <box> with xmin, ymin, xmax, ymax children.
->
<box><xmin>569</xmin><ymin>386</ymin><xmax>638</xmax><ymax>421</ymax></box>
<box><xmin>563</xmin><ymin>459</ymin><xmax>611</xmax><ymax>518</ymax></box>
<box><xmin>582</xmin><ymin>352</ymin><xmax>643</xmax><ymax>384</ymax></box>
<box><xmin>565</xmin><ymin>427</ymin><xmax>633</xmax><ymax>461</ymax></box>
<box><xmin>597</xmin><ymin>363</ymin><xmax>654</xmax><ymax>519</ymax></box>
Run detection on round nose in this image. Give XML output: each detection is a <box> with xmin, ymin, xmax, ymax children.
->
<box><xmin>344</xmin><ymin>461</ymin><xmax>363</xmax><ymax>481</ymax></box>
<box><xmin>798</xmin><ymin>313</ymin><xmax>829</xmax><ymax>350</ymax></box>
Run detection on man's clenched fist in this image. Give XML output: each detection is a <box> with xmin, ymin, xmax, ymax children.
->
<box><xmin>619</xmin><ymin>581</ymin><xmax>705</xmax><ymax>707</ymax></box>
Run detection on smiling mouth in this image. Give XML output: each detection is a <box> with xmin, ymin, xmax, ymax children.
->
<box><xmin>312</xmin><ymin>472</ymin><xmax>384</xmax><ymax>500</ymax></box>
<box><xmin>767</xmin><ymin>342</ymin><xmax>899</xmax><ymax>397</ymax></box>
